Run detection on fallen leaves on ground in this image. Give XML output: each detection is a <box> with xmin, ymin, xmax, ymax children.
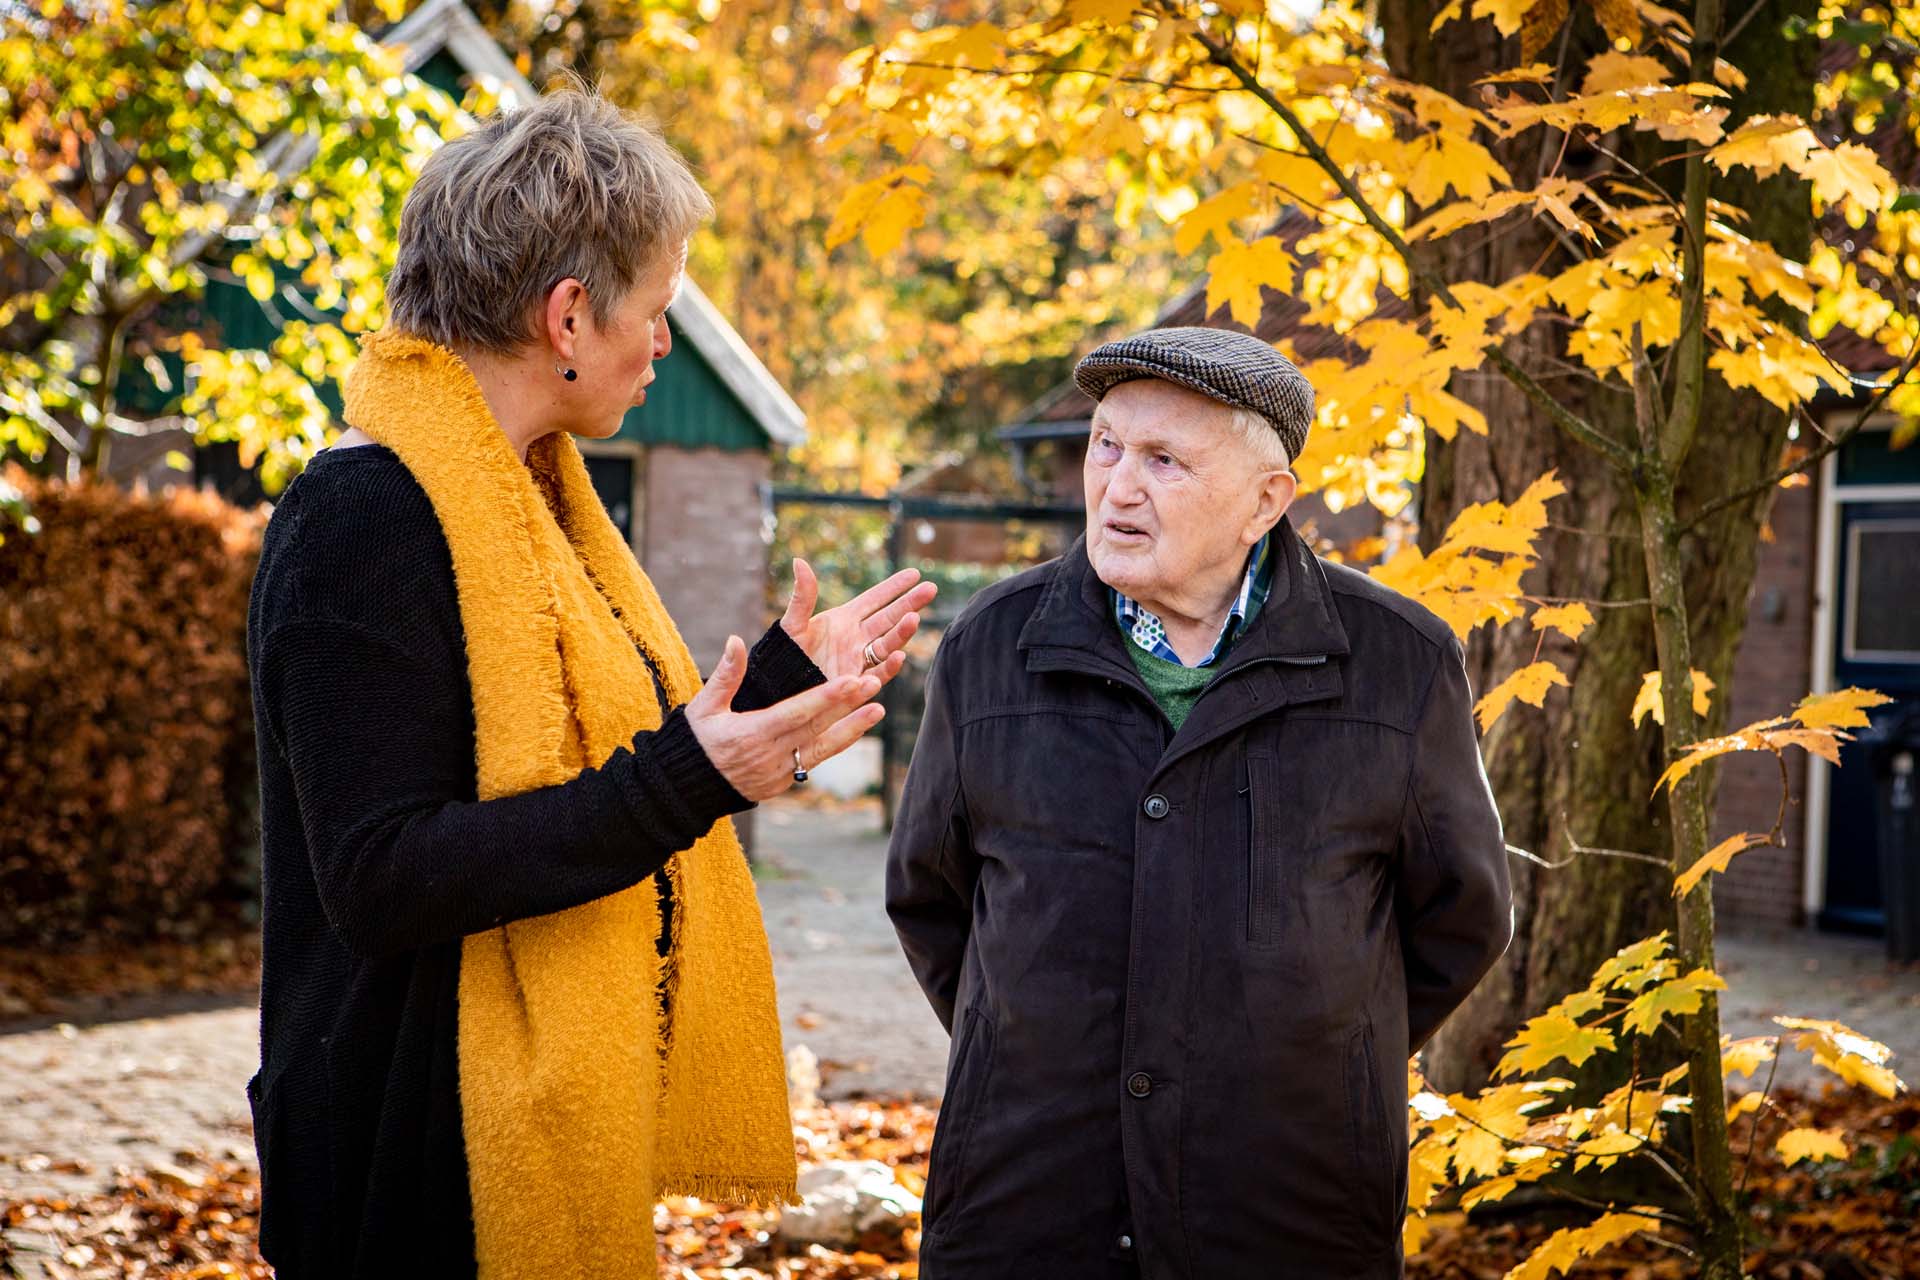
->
<box><xmin>1</xmin><ymin>1092</ymin><xmax>1912</xmax><ymax>1278</ymax></box>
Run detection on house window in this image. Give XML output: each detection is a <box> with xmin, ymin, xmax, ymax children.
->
<box><xmin>1844</xmin><ymin>518</ymin><xmax>1920</xmax><ymax>663</ymax></box>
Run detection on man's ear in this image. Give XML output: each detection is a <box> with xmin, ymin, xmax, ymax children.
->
<box><xmin>543</xmin><ymin>279</ymin><xmax>589</xmax><ymax>363</ymax></box>
<box><xmin>1246</xmin><ymin>466</ymin><xmax>1298</xmax><ymax>545</ymax></box>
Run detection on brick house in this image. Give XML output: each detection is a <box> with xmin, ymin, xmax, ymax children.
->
<box><xmin>101</xmin><ymin>0</ymin><xmax>807</xmax><ymax>670</ymax></box>
<box><xmin>999</xmin><ymin>265</ymin><xmax>1918</xmax><ymax>936</ymax></box>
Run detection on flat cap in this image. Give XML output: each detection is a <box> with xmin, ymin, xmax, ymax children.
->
<box><xmin>1073</xmin><ymin>326</ymin><xmax>1314</xmax><ymax>462</ymax></box>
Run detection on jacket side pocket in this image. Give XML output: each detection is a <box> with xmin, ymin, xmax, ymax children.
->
<box><xmin>924</xmin><ymin>1007</ymin><xmax>996</xmax><ymax>1240</ymax></box>
<box><xmin>1246</xmin><ymin>751</ymin><xmax>1282</xmax><ymax>947</ymax></box>
<box><xmin>246</xmin><ymin>1070</ymin><xmax>284</xmax><ymax>1264</ymax></box>
<box><xmin>1344</xmin><ymin>1021</ymin><xmax>1402</xmax><ymax>1245</ymax></box>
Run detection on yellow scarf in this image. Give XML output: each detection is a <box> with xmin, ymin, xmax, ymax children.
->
<box><xmin>342</xmin><ymin>331</ymin><xmax>797</xmax><ymax>1278</ymax></box>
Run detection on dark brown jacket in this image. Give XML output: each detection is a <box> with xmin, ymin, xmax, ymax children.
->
<box><xmin>887</xmin><ymin>522</ymin><xmax>1512</xmax><ymax>1280</ymax></box>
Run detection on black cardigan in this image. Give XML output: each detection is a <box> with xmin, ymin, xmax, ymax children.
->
<box><xmin>244</xmin><ymin>444</ymin><xmax>821</xmax><ymax>1276</ymax></box>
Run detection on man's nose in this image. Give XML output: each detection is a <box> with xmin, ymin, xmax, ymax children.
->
<box><xmin>1106</xmin><ymin>452</ymin><xmax>1148</xmax><ymax>504</ymax></box>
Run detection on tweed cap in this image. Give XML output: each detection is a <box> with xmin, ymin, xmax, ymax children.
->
<box><xmin>1073</xmin><ymin>326</ymin><xmax>1314</xmax><ymax>462</ymax></box>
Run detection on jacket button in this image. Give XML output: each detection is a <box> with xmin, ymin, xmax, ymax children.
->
<box><xmin>1127</xmin><ymin>1071</ymin><xmax>1153</xmax><ymax>1098</ymax></box>
<box><xmin>1117</xmin><ymin>1234</ymin><xmax>1134</xmax><ymax>1250</ymax></box>
<box><xmin>1142</xmin><ymin>794</ymin><xmax>1170</xmax><ymax>820</ymax></box>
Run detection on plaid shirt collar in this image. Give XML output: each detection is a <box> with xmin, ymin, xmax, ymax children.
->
<box><xmin>1112</xmin><ymin>531</ymin><xmax>1276</xmax><ymax>669</ymax></box>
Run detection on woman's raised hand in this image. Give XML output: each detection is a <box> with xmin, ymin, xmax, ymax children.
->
<box><xmin>781</xmin><ymin>559</ymin><xmax>938</xmax><ymax>686</ymax></box>
<box><xmin>686</xmin><ymin>635</ymin><xmax>888</xmax><ymax>803</ymax></box>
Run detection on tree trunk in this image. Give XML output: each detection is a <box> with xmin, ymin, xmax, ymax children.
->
<box><xmin>1375</xmin><ymin>0</ymin><xmax>1817</xmax><ymax>1091</ymax></box>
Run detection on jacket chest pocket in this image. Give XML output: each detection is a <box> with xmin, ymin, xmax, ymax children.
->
<box><xmin>1241</xmin><ymin>721</ymin><xmax>1404</xmax><ymax>953</ymax></box>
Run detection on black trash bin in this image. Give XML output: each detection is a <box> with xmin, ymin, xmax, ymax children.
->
<box><xmin>1872</xmin><ymin>708</ymin><xmax>1920</xmax><ymax>964</ymax></box>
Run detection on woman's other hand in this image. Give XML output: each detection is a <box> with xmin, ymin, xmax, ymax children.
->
<box><xmin>687</xmin><ymin>635</ymin><xmax>888</xmax><ymax>803</ymax></box>
<box><xmin>782</xmin><ymin>559</ymin><xmax>937</xmax><ymax>685</ymax></box>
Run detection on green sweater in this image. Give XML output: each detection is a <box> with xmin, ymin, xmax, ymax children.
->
<box><xmin>1122</xmin><ymin>632</ymin><xmax>1220</xmax><ymax>731</ymax></box>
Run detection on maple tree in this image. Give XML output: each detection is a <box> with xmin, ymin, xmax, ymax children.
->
<box><xmin>0</xmin><ymin>0</ymin><xmax>463</xmax><ymax>489</ymax></box>
<box><xmin>828</xmin><ymin>0</ymin><xmax>1916</xmax><ymax>1274</ymax></box>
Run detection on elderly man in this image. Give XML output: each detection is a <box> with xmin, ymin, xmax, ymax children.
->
<box><xmin>886</xmin><ymin>327</ymin><xmax>1513</xmax><ymax>1279</ymax></box>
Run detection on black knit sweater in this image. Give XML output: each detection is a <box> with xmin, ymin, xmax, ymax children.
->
<box><xmin>244</xmin><ymin>443</ymin><xmax>821</xmax><ymax>1276</ymax></box>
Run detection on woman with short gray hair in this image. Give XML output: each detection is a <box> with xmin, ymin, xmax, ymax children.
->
<box><xmin>245</xmin><ymin>86</ymin><xmax>933</xmax><ymax>1277</ymax></box>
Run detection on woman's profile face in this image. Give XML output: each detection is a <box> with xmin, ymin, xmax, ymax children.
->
<box><xmin>567</xmin><ymin>242</ymin><xmax>687</xmax><ymax>439</ymax></box>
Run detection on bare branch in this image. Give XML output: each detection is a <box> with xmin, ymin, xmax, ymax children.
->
<box><xmin>1506</xmin><ymin>838</ymin><xmax>1673</xmax><ymax>870</ymax></box>
<box><xmin>1680</xmin><ymin>339</ymin><xmax>1920</xmax><ymax>532</ymax></box>
<box><xmin>1735</xmin><ymin>1036</ymin><xmax>1783</xmax><ymax>1201</ymax></box>
<box><xmin>879</xmin><ymin>57</ymin><xmax>1227</xmax><ymax>94</ymax></box>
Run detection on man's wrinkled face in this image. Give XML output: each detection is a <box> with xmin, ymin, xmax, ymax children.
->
<box><xmin>1084</xmin><ymin>379</ymin><xmax>1288</xmax><ymax>618</ymax></box>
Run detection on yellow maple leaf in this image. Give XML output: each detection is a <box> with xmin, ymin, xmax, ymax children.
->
<box><xmin>1066</xmin><ymin>0</ymin><xmax>1135</xmax><ymax>23</ymax></box>
<box><xmin>1775</xmin><ymin>1016</ymin><xmax>1906</xmax><ymax>1098</ymax></box>
<box><xmin>1763</xmin><ymin>726</ymin><xmax>1848</xmax><ymax>767</ymax></box>
<box><xmin>1581</xmin><ymin>52</ymin><xmax>1669</xmax><ymax>95</ymax></box>
<box><xmin>1452</xmin><ymin>1124</ymin><xmax>1508</xmax><ymax>1179</ymax></box>
<box><xmin>1175</xmin><ymin>181</ymin><xmax>1260</xmax><ymax>256</ymax></box>
<box><xmin>1707</xmin><ymin>115</ymin><xmax>1818</xmax><ymax>178</ymax></box>
<box><xmin>1470</xmin><ymin>0</ymin><xmax>1535</xmax><ymax>37</ymax></box>
<box><xmin>1708</xmin><ymin>332</ymin><xmax>1842</xmax><ymax>410</ymax></box>
<box><xmin>1673</xmin><ymin>832</ymin><xmax>1767</xmax><ymax>897</ymax></box>
<box><xmin>826</xmin><ymin>165</ymin><xmax>932</xmax><ymax>256</ymax></box>
<box><xmin>1401</xmin><ymin>131</ymin><xmax>1514</xmax><ymax>207</ymax></box>
<box><xmin>1653</xmin><ymin>714</ymin><xmax>1801</xmax><ymax>792</ymax></box>
<box><xmin>1477</xmin><ymin>63</ymin><xmax>1557</xmax><ymax>84</ymax></box>
<box><xmin>1530</xmin><ymin>602</ymin><xmax>1594</xmax><ymax>642</ymax></box>
<box><xmin>921</xmin><ymin>22</ymin><xmax>1002</xmax><ymax>68</ymax></box>
<box><xmin>1722</xmin><ymin>1036</ymin><xmax>1776</xmax><ymax>1080</ymax></box>
<box><xmin>1792</xmin><ymin>687</ymin><xmax>1893</xmax><ymax>731</ymax></box>
<box><xmin>1630</xmin><ymin>668</ymin><xmax>1715</xmax><ymax>728</ymax></box>
<box><xmin>1474</xmin><ymin>661</ymin><xmax>1570</xmax><ymax>731</ymax></box>
<box><xmin>1585</xmin><ymin>281</ymin><xmax>1683</xmax><ymax>347</ymax></box>
<box><xmin>1430</xmin><ymin>0</ymin><xmax>1465</xmax><ymax>31</ymax></box>
<box><xmin>1255</xmin><ymin>149</ymin><xmax>1335</xmax><ymax>202</ymax></box>
<box><xmin>1205</xmin><ymin>236</ymin><xmax>1295</xmax><ymax>328</ymax></box>
<box><xmin>1796</xmin><ymin>142</ymin><xmax>1896</xmax><ymax>212</ymax></box>
<box><xmin>1461</xmin><ymin>1171</ymin><xmax>1524</xmax><ymax>1208</ymax></box>
<box><xmin>1496</xmin><ymin>1011</ymin><xmax>1616</xmax><ymax>1078</ymax></box>
<box><xmin>1408</xmin><ymin>1136</ymin><xmax>1453</xmax><ymax>1211</ymax></box>
<box><xmin>1585</xmin><ymin>0</ymin><xmax>1642</xmax><ymax>46</ymax></box>
<box><xmin>1776</xmin><ymin>1127</ymin><xmax>1849</xmax><ymax>1165</ymax></box>
<box><xmin>1405</xmin><ymin>1209</ymin><xmax>1467</xmax><ymax>1255</ymax></box>
<box><xmin>861</xmin><ymin>184</ymin><xmax>927</xmax><ymax>257</ymax></box>
<box><xmin>1728</xmin><ymin>1090</ymin><xmax>1766</xmax><ymax>1118</ymax></box>
<box><xmin>1504</xmin><ymin>1209</ymin><xmax>1660</xmax><ymax>1280</ymax></box>
<box><xmin>1621</xmin><ymin>967</ymin><xmax>1727</xmax><ymax>1035</ymax></box>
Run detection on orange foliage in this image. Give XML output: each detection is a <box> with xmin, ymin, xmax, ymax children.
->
<box><xmin>0</xmin><ymin>469</ymin><xmax>264</xmax><ymax>943</ymax></box>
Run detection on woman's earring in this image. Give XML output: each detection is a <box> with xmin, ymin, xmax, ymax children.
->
<box><xmin>556</xmin><ymin>364</ymin><xmax>577</xmax><ymax>382</ymax></box>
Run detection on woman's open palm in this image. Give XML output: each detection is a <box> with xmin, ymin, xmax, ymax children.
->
<box><xmin>781</xmin><ymin>559</ymin><xmax>937</xmax><ymax>685</ymax></box>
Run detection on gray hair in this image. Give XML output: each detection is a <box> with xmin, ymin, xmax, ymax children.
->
<box><xmin>386</xmin><ymin>84</ymin><xmax>713</xmax><ymax>353</ymax></box>
<box><xmin>1226</xmin><ymin>405</ymin><xmax>1291</xmax><ymax>472</ymax></box>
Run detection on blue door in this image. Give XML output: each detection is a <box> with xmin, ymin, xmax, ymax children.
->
<box><xmin>1821</xmin><ymin>496</ymin><xmax>1920</xmax><ymax>932</ymax></box>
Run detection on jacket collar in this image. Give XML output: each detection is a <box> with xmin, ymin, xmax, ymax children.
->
<box><xmin>1018</xmin><ymin>515</ymin><xmax>1351</xmax><ymax>676</ymax></box>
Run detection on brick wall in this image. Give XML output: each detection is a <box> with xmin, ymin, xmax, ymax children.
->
<box><xmin>1711</xmin><ymin>476</ymin><xmax>1818</xmax><ymax>928</ymax></box>
<box><xmin>642</xmin><ymin>446</ymin><xmax>773</xmax><ymax>673</ymax></box>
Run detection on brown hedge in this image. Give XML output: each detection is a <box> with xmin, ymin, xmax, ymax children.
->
<box><xmin>0</xmin><ymin>467</ymin><xmax>265</xmax><ymax>944</ymax></box>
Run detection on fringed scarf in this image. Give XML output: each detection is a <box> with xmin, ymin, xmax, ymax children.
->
<box><xmin>342</xmin><ymin>331</ymin><xmax>796</xmax><ymax>1279</ymax></box>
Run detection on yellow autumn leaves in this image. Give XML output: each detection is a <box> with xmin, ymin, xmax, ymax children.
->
<box><xmin>1403</xmin><ymin>934</ymin><xmax>1905</xmax><ymax>1270</ymax></box>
